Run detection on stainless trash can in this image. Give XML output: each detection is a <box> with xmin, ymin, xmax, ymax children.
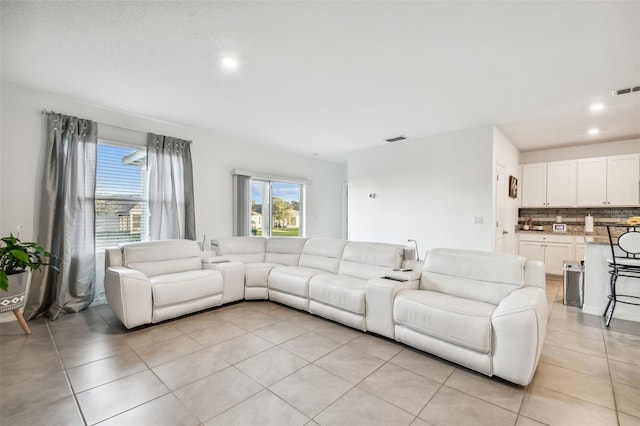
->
<box><xmin>563</xmin><ymin>260</ymin><xmax>584</xmax><ymax>307</ymax></box>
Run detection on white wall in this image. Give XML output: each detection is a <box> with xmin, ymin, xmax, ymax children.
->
<box><xmin>347</xmin><ymin>126</ymin><xmax>495</xmax><ymax>257</ymax></box>
<box><xmin>1</xmin><ymin>84</ymin><xmax>346</xmax><ymax>308</ymax></box>
<box><xmin>520</xmin><ymin>138</ymin><xmax>640</xmax><ymax>164</ymax></box>
<box><xmin>492</xmin><ymin>126</ymin><xmax>521</xmax><ymax>254</ymax></box>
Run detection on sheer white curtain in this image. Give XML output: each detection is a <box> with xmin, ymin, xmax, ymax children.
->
<box><xmin>147</xmin><ymin>133</ymin><xmax>195</xmax><ymax>240</ymax></box>
<box><xmin>25</xmin><ymin>112</ymin><xmax>97</xmax><ymax>320</ymax></box>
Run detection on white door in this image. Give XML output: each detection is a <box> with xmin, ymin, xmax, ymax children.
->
<box><xmin>496</xmin><ymin>165</ymin><xmax>507</xmax><ymax>252</ymax></box>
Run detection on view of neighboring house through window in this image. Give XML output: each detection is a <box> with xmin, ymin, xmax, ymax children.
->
<box><xmin>95</xmin><ymin>141</ymin><xmax>149</xmax><ymax>252</ymax></box>
<box><xmin>251</xmin><ymin>180</ymin><xmax>303</xmax><ymax>237</ymax></box>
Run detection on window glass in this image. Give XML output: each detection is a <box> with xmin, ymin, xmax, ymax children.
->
<box><xmin>95</xmin><ymin>142</ymin><xmax>148</xmax><ymax>251</ymax></box>
<box><xmin>250</xmin><ymin>179</ymin><xmax>303</xmax><ymax>237</ymax></box>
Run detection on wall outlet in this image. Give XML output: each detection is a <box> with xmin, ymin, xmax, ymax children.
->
<box><xmin>473</xmin><ymin>216</ymin><xmax>483</xmax><ymax>224</ymax></box>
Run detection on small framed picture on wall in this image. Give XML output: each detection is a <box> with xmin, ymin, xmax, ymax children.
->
<box><xmin>508</xmin><ymin>176</ymin><xmax>518</xmax><ymax>199</ymax></box>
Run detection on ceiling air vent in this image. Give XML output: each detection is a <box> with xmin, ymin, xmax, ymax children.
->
<box><xmin>385</xmin><ymin>135</ymin><xmax>407</xmax><ymax>143</ymax></box>
<box><xmin>612</xmin><ymin>85</ymin><xmax>640</xmax><ymax>96</ymax></box>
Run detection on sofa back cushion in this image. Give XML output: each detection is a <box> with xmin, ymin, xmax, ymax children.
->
<box><xmin>338</xmin><ymin>242</ymin><xmax>405</xmax><ymax>279</ymax></box>
<box><xmin>420</xmin><ymin>248</ymin><xmax>526</xmax><ymax>305</ymax></box>
<box><xmin>212</xmin><ymin>237</ymin><xmax>266</xmax><ymax>263</ymax></box>
<box><xmin>265</xmin><ymin>237</ymin><xmax>308</xmax><ymax>265</ymax></box>
<box><xmin>122</xmin><ymin>239</ymin><xmax>202</xmax><ymax>278</ymax></box>
<box><xmin>298</xmin><ymin>238</ymin><xmax>348</xmax><ymax>273</ymax></box>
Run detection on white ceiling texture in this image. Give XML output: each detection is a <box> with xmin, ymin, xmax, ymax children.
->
<box><xmin>2</xmin><ymin>1</ymin><xmax>639</xmax><ymax>163</ymax></box>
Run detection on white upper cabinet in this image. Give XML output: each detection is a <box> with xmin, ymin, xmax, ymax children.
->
<box><xmin>521</xmin><ymin>161</ymin><xmax>576</xmax><ymax>207</ymax></box>
<box><xmin>577</xmin><ymin>154</ymin><xmax>639</xmax><ymax>206</ymax></box>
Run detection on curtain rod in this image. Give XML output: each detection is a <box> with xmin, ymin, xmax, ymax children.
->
<box><xmin>41</xmin><ymin>109</ymin><xmax>192</xmax><ymax>143</ymax></box>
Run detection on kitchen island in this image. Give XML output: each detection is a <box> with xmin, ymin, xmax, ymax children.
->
<box><xmin>583</xmin><ymin>237</ymin><xmax>640</xmax><ymax>323</ymax></box>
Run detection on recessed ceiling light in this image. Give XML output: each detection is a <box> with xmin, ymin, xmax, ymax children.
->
<box><xmin>221</xmin><ymin>56</ymin><xmax>239</xmax><ymax>71</ymax></box>
<box><xmin>590</xmin><ymin>103</ymin><xmax>604</xmax><ymax>112</ymax></box>
<box><xmin>588</xmin><ymin>128</ymin><xmax>600</xmax><ymax>135</ymax></box>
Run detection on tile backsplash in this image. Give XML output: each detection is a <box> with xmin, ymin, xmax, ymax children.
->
<box><xmin>518</xmin><ymin>207</ymin><xmax>640</xmax><ymax>235</ymax></box>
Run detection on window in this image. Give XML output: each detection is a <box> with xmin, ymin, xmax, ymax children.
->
<box><xmin>251</xmin><ymin>180</ymin><xmax>303</xmax><ymax>237</ymax></box>
<box><xmin>232</xmin><ymin>170</ymin><xmax>308</xmax><ymax>237</ymax></box>
<box><xmin>95</xmin><ymin>141</ymin><xmax>148</xmax><ymax>252</ymax></box>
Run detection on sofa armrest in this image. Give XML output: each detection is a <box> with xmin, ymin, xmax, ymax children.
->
<box><xmin>203</xmin><ymin>261</ymin><xmax>245</xmax><ymax>303</ymax></box>
<box><xmin>491</xmin><ymin>286</ymin><xmax>548</xmax><ymax>385</ymax></box>
<box><xmin>366</xmin><ymin>277</ymin><xmax>420</xmax><ymax>339</ymax></box>
<box><xmin>202</xmin><ymin>255</ymin><xmax>231</xmax><ymax>264</ymax></box>
<box><xmin>104</xmin><ymin>266</ymin><xmax>153</xmax><ymax>329</ymax></box>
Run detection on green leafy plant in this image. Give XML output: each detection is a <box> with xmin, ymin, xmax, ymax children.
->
<box><xmin>0</xmin><ymin>227</ymin><xmax>55</xmax><ymax>292</ymax></box>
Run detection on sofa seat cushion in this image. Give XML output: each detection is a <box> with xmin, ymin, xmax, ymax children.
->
<box><xmin>268</xmin><ymin>266</ymin><xmax>326</xmax><ymax>297</ymax></box>
<box><xmin>244</xmin><ymin>262</ymin><xmax>282</xmax><ymax>287</ymax></box>
<box><xmin>394</xmin><ymin>290</ymin><xmax>496</xmax><ymax>353</ymax></box>
<box><xmin>309</xmin><ymin>274</ymin><xmax>366</xmax><ymax>315</ymax></box>
<box><xmin>150</xmin><ymin>270</ymin><xmax>223</xmax><ymax>308</ymax></box>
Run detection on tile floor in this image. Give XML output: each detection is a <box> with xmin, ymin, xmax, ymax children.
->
<box><xmin>1</xmin><ymin>276</ymin><xmax>639</xmax><ymax>425</ymax></box>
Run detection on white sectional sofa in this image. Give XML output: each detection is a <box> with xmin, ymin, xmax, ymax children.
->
<box><xmin>394</xmin><ymin>248</ymin><xmax>547</xmax><ymax>386</ymax></box>
<box><xmin>105</xmin><ymin>236</ymin><xmax>547</xmax><ymax>385</ymax></box>
<box><xmin>104</xmin><ymin>239</ymin><xmax>224</xmax><ymax>329</ymax></box>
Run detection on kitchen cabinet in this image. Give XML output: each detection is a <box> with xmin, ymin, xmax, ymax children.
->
<box><xmin>575</xmin><ymin>243</ymin><xmax>585</xmax><ymax>262</ymax></box>
<box><xmin>521</xmin><ymin>161</ymin><xmax>576</xmax><ymax>207</ymax></box>
<box><xmin>576</xmin><ymin>154</ymin><xmax>640</xmax><ymax>206</ymax></box>
<box><xmin>518</xmin><ymin>234</ymin><xmax>574</xmax><ymax>275</ymax></box>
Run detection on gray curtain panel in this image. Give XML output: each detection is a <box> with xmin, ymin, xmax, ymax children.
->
<box><xmin>25</xmin><ymin>112</ymin><xmax>97</xmax><ymax>320</ymax></box>
<box><xmin>232</xmin><ymin>173</ymin><xmax>251</xmax><ymax>236</ymax></box>
<box><xmin>147</xmin><ymin>133</ymin><xmax>196</xmax><ymax>240</ymax></box>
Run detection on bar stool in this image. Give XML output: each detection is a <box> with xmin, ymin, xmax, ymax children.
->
<box><xmin>603</xmin><ymin>224</ymin><xmax>640</xmax><ymax>326</ymax></box>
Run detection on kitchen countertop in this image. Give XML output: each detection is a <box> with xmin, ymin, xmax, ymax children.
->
<box><xmin>516</xmin><ymin>230</ymin><xmax>610</xmax><ymax>245</ymax></box>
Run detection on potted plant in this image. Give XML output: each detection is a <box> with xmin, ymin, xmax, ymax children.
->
<box><xmin>0</xmin><ymin>226</ymin><xmax>55</xmax><ymax>334</ymax></box>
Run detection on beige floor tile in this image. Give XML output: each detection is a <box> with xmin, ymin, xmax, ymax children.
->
<box><xmin>0</xmin><ymin>350</ymin><xmax>64</xmax><ymax>386</ymax></box>
<box><xmin>316</xmin><ymin>387</ymin><xmax>415</xmax><ymax>426</ymax></box>
<box><xmin>66</xmin><ymin>350</ymin><xmax>146</xmax><ymax>393</ymax></box>
<box><xmin>515</xmin><ymin>415</ymin><xmax>546</xmax><ymax>426</ymax></box>
<box><xmin>174</xmin><ymin>366</ymin><xmax>262</xmax><ymax>422</ymax></box>
<box><xmin>171</xmin><ymin>312</ymin><xmax>223</xmax><ymax>334</ymax></box>
<box><xmin>419</xmin><ymin>385</ymin><xmax>517</xmax><ymax>426</ymax></box>
<box><xmin>269</xmin><ymin>364</ymin><xmax>353</xmax><ymax>418</ymax></box>
<box><xmin>229</xmin><ymin>312</ymin><xmax>282</xmax><ymax>331</ymax></box>
<box><xmin>208</xmin><ymin>333</ymin><xmax>273</xmax><ymax>364</ymax></box>
<box><xmin>389</xmin><ymin>348</ymin><xmax>455</xmax><ymax>383</ymax></box>
<box><xmin>59</xmin><ymin>336</ymin><xmax>132</xmax><ymax>368</ymax></box>
<box><xmin>410</xmin><ymin>418</ymin><xmax>434</xmax><ymax>426</ymax></box>
<box><xmin>205</xmin><ymin>389</ymin><xmax>309</xmax><ymax>426</ymax></box>
<box><xmin>547</xmin><ymin>314</ymin><xmax>603</xmax><ymax>341</ymax></box>
<box><xmin>605</xmin><ymin>339</ymin><xmax>640</xmax><ymax>366</ymax></box>
<box><xmin>346</xmin><ymin>334</ymin><xmax>403</xmax><ymax>361</ymax></box>
<box><xmin>133</xmin><ymin>334</ymin><xmax>203</xmax><ymax>367</ymax></box>
<box><xmin>531</xmin><ymin>361</ymin><xmax>615</xmax><ymax>409</ymax></box>
<box><xmin>280</xmin><ymin>331</ymin><xmax>343</xmax><ymax>362</ymax></box>
<box><xmin>252</xmin><ymin>320</ymin><xmax>308</xmax><ymax>344</ymax></box>
<box><xmin>619</xmin><ymin>412</ymin><xmax>640</xmax><ymax>426</ymax></box>
<box><xmin>313</xmin><ymin>321</ymin><xmax>362</xmax><ymax>344</ymax></box>
<box><xmin>0</xmin><ymin>334</ymin><xmax>58</xmax><ymax>365</ymax></box>
<box><xmin>1</xmin><ymin>395</ymin><xmax>83</xmax><ymax>426</ymax></box>
<box><xmin>98</xmin><ymin>393</ymin><xmax>201</xmax><ymax>426</ymax></box>
<box><xmin>251</xmin><ymin>301</ymin><xmax>301</xmax><ymax>319</ymax></box>
<box><xmin>314</xmin><ymin>345</ymin><xmax>385</xmax><ymax>384</ymax></box>
<box><xmin>213</xmin><ymin>303</ymin><xmax>260</xmax><ymax>321</ymax></box>
<box><xmin>50</xmin><ymin>324</ymin><xmax>119</xmax><ymax>347</ymax></box>
<box><xmin>358</xmin><ymin>362</ymin><xmax>440</xmax><ymax>415</ymax></box>
<box><xmin>520</xmin><ymin>385</ymin><xmax>617</xmax><ymax>426</ymax></box>
<box><xmin>152</xmin><ymin>348</ymin><xmax>230</xmax><ymax>390</ymax></box>
<box><xmin>609</xmin><ymin>359</ymin><xmax>640</xmax><ymax>389</ymax></box>
<box><xmin>614</xmin><ymin>381</ymin><xmax>640</xmax><ymax>418</ymax></box>
<box><xmin>445</xmin><ymin>368</ymin><xmax>524</xmax><ymax>412</ymax></box>
<box><xmin>283</xmin><ymin>313</ymin><xmax>328</xmax><ymax>331</ymax></box>
<box><xmin>187</xmin><ymin>321</ymin><xmax>247</xmax><ymax>347</ymax></box>
<box><xmin>539</xmin><ymin>344</ymin><xmax>611</xmax><ymax>381</ymax></box>
<box><xmin>76</xmin><ymin>370</ymin><xmax>169</xmax><ymax>425</ymax></box>
<box><xmin>543</xmin><ymin>329</ymin><xmax>606</xmax><ymax>358</ymax></box>
<box><xmin>604</xmin><ymin>329</ymin><xmax>640</xmax><ymax>348</ymax></box>
<box><xmin>235</xmin><ymin>346</ymin><xmax>308</xmax><ymax>387</ymax></box>
<box><xmin>0</xmin><ymin>371</ymin><xmax>73</xmax><ymax>419</ymax></box>
<box><xmin>122</xmin><ymin>324</ymin><xmax>185</xmax><ymax>349</ymax></box>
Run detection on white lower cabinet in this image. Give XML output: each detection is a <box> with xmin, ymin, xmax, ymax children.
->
<box><xmin>518</xmin><ymin>234</ymin><xmax>575</xmax><ymax>275</ymax></box>
<box><xmin>575</xmin><ymin>243</ymin><xmax>585</xmax><ymax>262</ymax></box>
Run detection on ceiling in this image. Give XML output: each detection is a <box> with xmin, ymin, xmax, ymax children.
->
<box><xmin>2</xmin><ymin>1</ymin><xmax>639</xmax><ymax>163</ymax></box>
